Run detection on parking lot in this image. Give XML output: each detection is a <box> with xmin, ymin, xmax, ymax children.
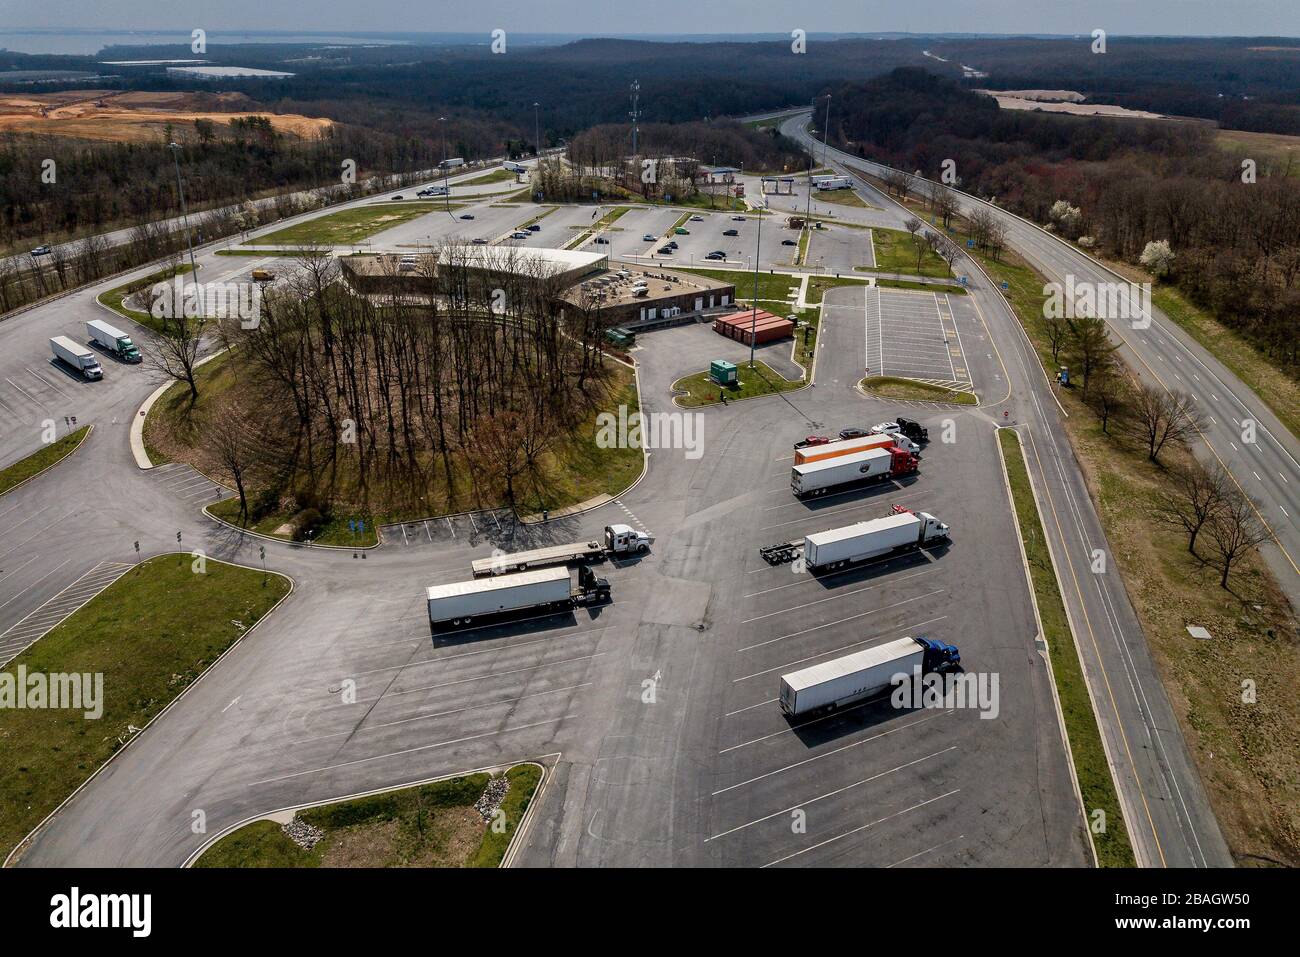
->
<box><xmin>806</xmin><ymin>224</ymin><xmax>874</xmax><ymax>273</ymax></box>
<box><xmin>865</xmin><ymin>288</ymin><xmax>973</xmax><ymax>386</ymax></box>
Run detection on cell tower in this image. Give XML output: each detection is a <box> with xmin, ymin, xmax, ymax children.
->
<box><xmin>629</xmin><ymin>79</ymin><xmax>641</xmax><ymax>157</ymax></box>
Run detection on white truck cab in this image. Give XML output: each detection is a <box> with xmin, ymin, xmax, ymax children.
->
<box><xmin>604</xmin><ymin>523</ymin><xmax>654</xmax><ymax>554</ymax></box>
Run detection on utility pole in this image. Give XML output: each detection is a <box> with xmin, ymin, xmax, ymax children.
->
<box><xmin>167</xmin><ymin>142</ymin><xmax>198</xmax><ymax>281</ymax></box>
<box><xmin>822</xmin><ymin>94</ymin><xmax>831</xmax><ymax>168</ymax></box>
<box><xmin>749</xmin><ymin>199</ymin><xmax>765</xmax><ymax>369</ymax></box>
<box><xmin>439</xmin><ymin>116</ymin><xmax>450</xmax><ymax>212</ymax></box>
<box><xmin>629</xmin><ymin>79</ymin><xmax>641</xmax><ymax>159</ymax></box>
<box><xmin>533</xmin><ymin>101</ymin><xmax>541</xmax><ymax>157</ymax></box>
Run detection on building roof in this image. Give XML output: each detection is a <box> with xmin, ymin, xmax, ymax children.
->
<box><xmin>713</xmin><ymin>308</ymin><xmax>792</xmax><ymax>330</ymax></box>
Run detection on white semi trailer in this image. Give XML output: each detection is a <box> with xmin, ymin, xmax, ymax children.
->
<box><xmin>803</xmin><ymin>511</ymin><xmax>949</xmax><ymax>572</ymax></box>
<box><xmin>50</xmin><ymin>336</ymin><xmax>103</xmax><ymax>380</ymax></box>
<box><xmin>779</xmin><ymin>635</ymin><xmax>961</xmax><ymax>716</ymax></box>
<box><xmin>86</xmin><ymin>319</ymin><xmax>142</xmax><ymax>362</ymax></box>
<box><xmin>791</xmin><ymin>446</ymin><xmax>917</xmax><ymax>498</ymax></box>
<box><xmin>427</xmin><ymin>565</ymin><xmax>610</xmax><ymax>629</ymax></box>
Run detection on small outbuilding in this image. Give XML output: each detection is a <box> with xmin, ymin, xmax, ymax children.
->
<box><xmin>712</xmin><ymin>308</ymin><xmax>795</xmax><ymax>346</ymax></box>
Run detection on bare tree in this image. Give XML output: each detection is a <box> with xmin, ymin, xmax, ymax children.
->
<box><xmin>1204</xmin><ymin>486</ymin><xmax>1269</xmax><ymax>589</ymax></box>
<box><xmin>1083</xmin><ymin>365</ymin><xmax>1128</xmax><ymax>433</ymax></box>
<box><xmin>1042</xmin><ymin>312</ymin><xmax>1069</xmax><ymax>366</ymax></box>
<box><xmin>1155</xmin><ymin>461</ymin><xmax>1231</xmax><ymax>556</ymax></box>
<box><xmin>1125</xmin><ymin>385</ymin><xmax>1202</xmax><ymax>464</ymax></box>
<box><xmin>206</xmin><ymin>394</ymin><xmax>256</xmax><ymax>520</ymax></box>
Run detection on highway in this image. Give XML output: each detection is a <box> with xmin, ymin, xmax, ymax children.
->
<box><xmin>781</xmin><ymin>112</ymin><xmax>1238</xmax><ymax>867</ymax></box>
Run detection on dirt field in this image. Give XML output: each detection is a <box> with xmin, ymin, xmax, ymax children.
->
<box><xmin>0</xmin><ymin>90</ymin><xmax>331</xmax><ymax>142</ymax></box>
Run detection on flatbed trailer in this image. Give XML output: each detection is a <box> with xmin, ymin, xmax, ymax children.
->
<box><xmin>472</xmin><ymin>540</ymin><xmax>605</xmax><ymax>577</ymax></box>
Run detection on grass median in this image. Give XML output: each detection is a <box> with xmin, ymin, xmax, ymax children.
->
<box><xmin>998</xmin><ymin>428</ymin><xmax>1136</xmax><ymax>868</ymax></box>
<box><xmin>194</xmin><ymin>764</ymin><xmax>541</xmax><ymax>867</ymax></box>
<box><xmin>96</xmin><ymin>262</ymin><xmax>196</xmax><ymax>333</ymax></box>
<box><xmin>0</xmin><ymin>426</ymin><xmax>90</xmax><ymax>496</ymax></box>
<box><xmin>1</xmin><ymin>555</ymin><xmax>291</xmax><ymax>860</ymax></box>
<box><xmin>246</xmin><ymin>203</ymin><xmax>446</xmax><ymax>247</ymax></box>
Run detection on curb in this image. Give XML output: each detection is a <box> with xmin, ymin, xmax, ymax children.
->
<box><xmin>0</xmin><ymin>424</ymin><xmax>94</xmax><ymax>498</ymax></box>
<box><xmin>130</xmin><ymin>346</ymin><xmax>228</xmax><ymax>470</ymax></box>
<box><xmin>4</xmin><ymin>555</ymin><xmax>296</xmax><ymax>868</ymax></box>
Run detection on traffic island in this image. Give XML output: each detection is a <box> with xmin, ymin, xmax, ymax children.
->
<box><xmin>2</xmin><ymin>555</ymin><xmax>291</xmax><ymax>863</ymax></box>
<box><xmin>860</xmin><ymin>376</ymin><xmax>977</xmax><ymax>406</ymax></box>
<box><xmin>192</xmin><ymin>764</ymin><xmax>542</xmax><ymax>868</ymax></box>
<box><xmin>672</xmin><ymin>360</ymin><xmax>804</xmax><ymax>407</ymax></box>
<box><xmin>0</xmin><ymin>425</ymin><xmax>91</xmax><ymax>497</ymax></box>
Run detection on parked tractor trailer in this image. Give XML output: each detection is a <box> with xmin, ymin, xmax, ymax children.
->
<box><xmin>470</xmin><ymin>524</ymin><xmax>654</xmax><ymax>576</ymax></box>
<box><xmin>779</xmin><ymin>636</ymin><xmax>961</xmax><ymax>717</ymax></box>
<box><xmin>427</xmin><ymin>565</ymin><xmax>609</xmax><ymax>630</ymax></box>
<box><xmin>760</xmin><ymin>509</ymin><xmax>950</xmax><ymax>569</ymax></box>
<box><xmin>50</xmin><ymin>336</ymin><xmax>102</xmax><ymax>380</ymax></box>
<box><xmin>791</xmin><ymin>446</ymin><xmax>917</xmax><ymax>498</ymax></box>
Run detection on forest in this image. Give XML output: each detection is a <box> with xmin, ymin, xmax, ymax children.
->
<box><xmin>832</xmin><ymin>69</ymin><xmax>1300</xmax><ymax>370</ymax></box>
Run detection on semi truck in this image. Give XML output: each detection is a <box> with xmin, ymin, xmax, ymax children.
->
<box><xmin>427</xmin><ymin>564</ymin><xmax>610</xmax><ymax>629</ymax></box>
<box><xmin>85</xmin><ymin>319</ymin><xmax>141</xmax><ymax>362</ymax></box>
<box><xmin>803</xmin><ymin>511</ymin><xmax>950</xmax><ymax>572</ymax></box>
<box><xmin>815</xmin><ymin>175</ymin><xmax>852</xmax><ymax>190</ymax></box>
<box><xmin>438</xmin><ymin>157</ymin><xmax>465</xmax><ymax>169</ymax></box>
<box><xmin>779</xmin><ymin>635</ymin><xmax>962</xmax><ymax>717</ymax></box>
<box><xmin>50</xmin><ymin>336</ymin><xmax>103</xmax><ymax>380</ymax></box>
<box><xmin>470</xmin><ymin>523</ymin><xmax>654</xmax><ymax>576</ymax></box>
<box><xmin>503</xmin><ymin>160</ymin><xmax>528</xmax><ymax>174</ymax></box>
<box><xmin>790</xmin><ymin>446</ymin><xmax>917</xmax><ymax>498</ymax></box>
<box><xmin>793</xmin><ymin>433</ymin><xmax>898</xmax><ymax>466</ymax></box>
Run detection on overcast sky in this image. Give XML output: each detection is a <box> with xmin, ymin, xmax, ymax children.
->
<box><xmin>1</xmin><ymin>1</ymin><xmax>1297</xmax><ymax>38</ymax></box>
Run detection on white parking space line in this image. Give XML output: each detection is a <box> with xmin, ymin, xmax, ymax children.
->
<box><xmin>762</xmin><ymin>789</ymin><xmax>961</xmax><ymax>867</ymax></box>
<box><xmin>705</xmin><ymin>748</ymin><xmax>956</xmax><ymax>842</ymax></box>
<box><xmin>737</xmin><ymin>591</ymin><xmax>945</xmax><ymax>652</ymax></box>
<box><xmin>731</xmin><ymin>615</ymin><xmax>947</xmax><ymax>683</ymax></box>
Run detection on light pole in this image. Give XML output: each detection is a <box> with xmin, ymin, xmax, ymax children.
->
<box><xmin>168</xmin><ymin>142</ymin><xmax>198</xmax><ymax>281</ymax></box>
<box><xmin>822</xmin><ymin>94</ymin><xmax>831</xmax><ymax>168</ymax></box>
<box><xmin>749</xmin><ymin>199</ymin><xmax>765</xmax><ymax>369</ymax></box>
<box><xmin>439</xmin><ymin>117</ymin><xmax>450</xmax><ymax>212</ymax></box>
<box><xmin>533</xmin><ymin>101</ymin><xmax>541</xmax><ymax>157</ymax></box>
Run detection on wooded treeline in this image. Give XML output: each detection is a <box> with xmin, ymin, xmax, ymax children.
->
<box><xmin>835</xmin><ymin>69</ymin><xmax>1300</xmax><ymax>369</ymax></box>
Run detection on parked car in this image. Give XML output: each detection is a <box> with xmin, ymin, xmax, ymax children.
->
<box><xmin>667</xmin><ymin>241</ymin><xmax>678</xmax><ymax>249</ymax></box>
<box><xmin>732</xmin><ymin>216</ymin><xmax>747</xmax><ymax>221</ymax></box>
<box><xmin>391</xmin><ymin>195</ymin><xmax>404</xmax><ymax>200</ymax></box>
<box><xmin>657</xmin><ymin>246</ymin><xmax>674</xmax><ymax>254</ymax></box>
<box><xmin>593</xmin><ymin>237</ymin><xmax>610</xmax><ymax>244</ymax></box>
<box><xmin>30</xmin><ymin>245</ymin><xmax>51</xmax><ymax>256</ymax></box>
<box><xmin>690</xmin><ymin>215</ymin><xmax>704</xmax><ymax>221</ymax></box>
<box><xmin>794</xmin><ymin>435</ymin><xmax>831</xmax><ymax>449</ymax></box>
<box><xmin>642</xmin><ymin>234</ymin><xmax>657</xmax><ymax>242</ymax></box>
<box><xmin>839</xmin><ymin>427</ymin><xmax>871</xmax><ymax>440</ymax></box>
<box><xmin>723</xmin><ymin>229</ymin><xmax>739</xmax><ymax>236</ymax></box>
<box><xmin>781</xmin><ymin>239</ymin><xmax>798</xmax><ymax>246</ymax></box>
<box><xmin>511</xmin><ymin>231</ymin><xmax>530</xmax><ymax>239</ymax></box>
<box><xmin>527</xmin><ymin>223</ymin><xmax>541</xmax><ymax>231</ymax></box>
<box><xmin>472</xmin><ymin>238</ymin><xmax>489</xmax><ymax>245</ymax></box>
<box><xmin>674</xmin><ymin>227</ymin><xmax>690</xmax><ymax>235</ymax></box>
<box><xmin>704</xmin><ymin>251</ymin><xmax>726</xmax><ymax>260</ymax></box>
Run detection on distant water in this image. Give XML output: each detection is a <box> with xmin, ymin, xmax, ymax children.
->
<box><xmin>0</xmin><ymin>30</ymin><xmax>410</xmax><ymax>56</ymax></box>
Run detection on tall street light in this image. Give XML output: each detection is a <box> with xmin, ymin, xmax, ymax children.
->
<box><xmin>439</xmin><ymin>117</ymin><xmax>450</xmax><ymax>212</ymax></box>
<box><xmin>822</xmin><ymin>93</ymin><xmax>832</xmax><ymax>168</ymax></box>
<box><xmin>749</xmin><ymin>198</ymin><xmax>766</xmax><ymax>369</ymax></box>
<box><xmin>168</xmin><ymin>142</ymin><xmax>198</xmax><ymax>281</ymax></box>
<box><xmin>533</xmin><ymin>101</ymin><xmax>541</xmax><ymax>157</ymax></box>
